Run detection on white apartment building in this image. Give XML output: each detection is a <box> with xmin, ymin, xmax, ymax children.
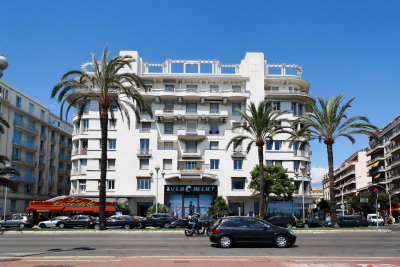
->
<box><xmin>0</xmin><ymin>80</ymin><xmax>73</xmax><ymax>216</ymax></box>
<box><xmin>367</xmin><ymin>116</ymin><xmax>400</xmax><ymax>194</ymax></box>
<box><xmin>70</xmin><ymin>51</ymin><xmax>315</xmax><ymax>218</ymax></box>
<box><xmin>327</xmin><ymin>149</ymin><xmax>370</xmax><ymax>206</ymax></box>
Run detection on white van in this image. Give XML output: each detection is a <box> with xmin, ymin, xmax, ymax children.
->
<box><xmin>367</xmin><ymin>214</ymin><xmax>384</xmax><ymax>225</ymax></box>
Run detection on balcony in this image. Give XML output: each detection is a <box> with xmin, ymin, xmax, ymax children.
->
<box><xmin>139</xmin><ymin>127</ymin><xmax>151</xmax><ymax>133</ymax></box>
<box><xmin>137</xmin><ymin>149</ymin><xmax>152</xmax><ymax>157</ymax></box>
<box><xmin>388</xmin><ymin>142</ymin><xmax>400</xmax><ymax>154</ymax></box>
<box><xmin>58</xmin><ymin>167</ymin><xmax>66</xmax><ymax>174</ymax></box>
<box><xmin>293</xmin><ymin>149</ymin><xmax>310</xmax><ymax>157</ymax></box>
<box><xmin>50</xmin><ymin>136</ymin><xmax>57</xmax><ymax>143</ymax></box>
<box><xmin>264</xmin><ymin>88</ymin><xmax>314</xmax><ymax>102</ymax></box>
<box><xmin>40</xmin><ymin>132</ymin><xmax>47</xmax><ymax>140</ymax></box>
<box><xmin>333</xmin><ymin>170</ymin><xmax>356</xmax><ymax>184</ymax></box>
<box><xmin>13</xmin><ymin>121</ymin><xmax>39</xmax><ymax>135</ymax></box>
<box><xmin>369</xmin><ymin>166</ymin><xmax>386</xmax><ymax>176</ymax></box>
<box><xmin>72</xmin><ymin>147</ymin><xmax>88</xmax><ymax>156</ymax></box>
<box><xmin>177</xmin><ymin>129</ymin><xmax>206</xmax><ymax>140</ymax></box>
<box><xmin>164</xmin><ymin>168</ymin><xmax>218</xmax><ymax>180</ymax></box>
<box><xmin>38</xmin><ymin>162</ymin><xmax>45</xmax><ymax>169</ymax></box>
<box><xmin>11</xmin><ymin>156</ymin><xmax>37</xmax><ymax>167</ymax></box>
<box><xmin>39</xmin><ymin>147</ymin><xmax>46</xmax><ymax>154</ymax></box>
<box><xmin>231</xmin><ymin>150</ymin><xmax>246</xmax><ymax>158</ymax></box>
<box><xmin>391</xmin><ymin>128</ymin><xmax>400</xmax><ymax>141</ymax></box>
<box><xmin>367</xmin><ymin>155</ymin><xmax>385</xmax><ymax>166</ymax></box>
<box><xmin>388</xmin><ymin>156</ymin><xmax>400</xmax><ymax>169</ymax></box>
<box><xmin>12</xmin><ymin>138</ymin><xmax>38</xmax><ymax>151</ymax></box>
<box><xmin>181</xmin><ymin>149</ymin><xmax>202</xmax><ymax>158</ymax></box>
<box><xmin>71</xmin><ymin>168</ymin><xmax>86</xmax><ymax>176</ymax></box>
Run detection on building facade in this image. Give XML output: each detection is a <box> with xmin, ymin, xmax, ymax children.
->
<box><xmin>367</xmin><ymin>116</ymin><xmax>400</xmax><ymax>195</ymax></box>
<box><xmin>70</xmin><ymin>51</ymin><xmax>315</xmax><ymax>218</ymax></box>
<box><xmin>0</xmin><ymin>80</ymin><xmax>73</xmax><ymax>216</ymax></box>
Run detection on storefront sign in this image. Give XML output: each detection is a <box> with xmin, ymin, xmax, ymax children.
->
<box><xmin>165</xmin><ymin>185</ymin><xmax>217</xmax><ymax>193</ymax></box>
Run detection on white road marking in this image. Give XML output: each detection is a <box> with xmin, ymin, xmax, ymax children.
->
<box><xmin>105</xmin><ymin>248</ymin><xmax>172</xmax><ymax>251</ymax></box>
<box><xmin>26</xmin><ymin>259</ymin><xmax>122</xmax><ymax>262</ymax></box>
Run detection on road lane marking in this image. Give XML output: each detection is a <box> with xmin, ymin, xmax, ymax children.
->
<box><xmin>105</xmin><ymin>248</ymin><xmax>172</xmax><ymax>251</ymax></box>
<box><xmin>26</xmin><ymin>259</ymin><xmax>122</xmax><ymax>262</ymax></box>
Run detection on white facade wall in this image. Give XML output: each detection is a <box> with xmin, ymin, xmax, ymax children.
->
<box><xmin>70</xmin><ymin>52</ymin><xmax>314</xmax><ymax>217</ymax></box>
<box><xmin>0</xmin><ymin>80</ymin><xmax>73</xmax><ymax>217</ymax></box>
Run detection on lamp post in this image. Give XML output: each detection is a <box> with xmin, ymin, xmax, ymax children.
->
<box><xmin>0</xmin><ymin>54</ymin><xmax>9</xmax><ymax>79</ymax></box>
<box><xmin>294</xmin><ymin>170</ymin><xmax>305</xmax><ymax>219</ymax></box>
<box><xmin>372</xmin><ymin>184</ymin><xmax>394</xmax><ymax>218</ymax></box>
<box><xmin>3</xmin><ymin>164</ymin><xmax>11</xmax><ymax>220</ymax></box>
<box><xmin>335</xmin><ymin>179</ymin><xmax>355</xmax><ymax>217</ymax></box>
<box><xmin>150</xmin><ymin>165</ymin><xmax>164</xmax><ymax>214</ymax></box>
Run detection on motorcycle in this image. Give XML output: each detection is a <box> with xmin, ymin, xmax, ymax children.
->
<box><xmin>184</xmin><ymin>220</ymin><xmax>211</xmax><ymax>236</ymax></box>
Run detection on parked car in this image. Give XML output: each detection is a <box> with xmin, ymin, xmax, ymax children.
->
<box><xmin>0</xmin><ymin>214</ymin><xmax>34</xmax><ymax>228</ymax></box>
<box><xmin>267</xmin><ymin>215</ymin><xmax>297</xmax><ymax>228</ymax></box>
<box><xmin>209</xmin><ymin>216</ymin><xmax>296</xmax><ymax>248</ymax></box>
<box><xmin>140</xmin><ymin>213</ymin><xmax>174</xmax><ymax>228</ymax></box>
<box><xmin>296</xmin><ymin>219</ymin><xmax>323</xmax><ymax>228</ymax></box>
<box><xmin>337</xmin><ymin>215</ymin><xmax>368</xmax><ymax>227</ymax></box>
<box><xmin>38</xmin><ymin>216</ymin><xmax>70</xmax><ymax>228</ymax></box>
<box><xmin>168</xmin><ymin>218</ymin><xmax>189</xmax><ymax>229</ymax></box>
<box><xmin>55</xmin><ymin>215</ymin><xmax>96</xmax><ymax>229</ymax></box>
<box><xmin>93</xmin><ymin>215</ymin><xmax>142</xmax><ymax>229</ymax></box>
<box><xmin>367</xmin><ymin>214</ymin><xmax>384</xmax><ymax>226</ymax></box>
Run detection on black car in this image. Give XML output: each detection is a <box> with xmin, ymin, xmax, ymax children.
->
<box><xmin>338</xmin><ymin>215</ymin><xmax>369</xmax><ymax>227</ymax></box>
<box><xmin>209</xmin><ymin>216</ymin><xmax>296</xmax><ymax>248</ymax></box>
<box><xmin>140</xmin><ymin>213</ymin><xmax>174</xmax><ymax>228</ymax></box>
<box><xmin>296</xmin><ymin>219</ymin><xmax>323</xmax><ymax>228</ymax></box>
<box><xmin>94</xmin><ymin>215</ymin><xmax>143</xmax><ymax>229</ymax></box>
<box><xmin>56</xmin><ymin>215</ymin><xmax>96</xmax><ymax>229</ymax></box>
<box><xmin>168</xmin><ymin>218</ymin><xmax>189</xmax><ymax>229</ymax></box>
<box><xmin>267</xmin><ymin>215</ymin><xmax>298</xmax><ymax>228</ymax></box>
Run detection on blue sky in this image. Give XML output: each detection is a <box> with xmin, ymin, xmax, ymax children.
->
<box><xmin>1</xmin><ymin>0</ymin><xmax>399</xmax><ymax>188</ymax></box>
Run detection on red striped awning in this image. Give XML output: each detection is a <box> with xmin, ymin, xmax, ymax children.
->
<box><xmin>63</xmin><ymin>207</ymin><xmax>115</xmax><ymax>212</ymax></box>
<box><xmin>26</xmin><ymin>206</ymin><xmax>64</xmax><ymax>211</ymax></box>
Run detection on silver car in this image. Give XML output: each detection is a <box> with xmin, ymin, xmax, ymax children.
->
<box><xmin>38</xmin><ymin>216</ymin><xmax>70</xmax><ymax>228</ymax></box>
<box><xmin>0</xmin><ymin>214</ymin><xmax>34</xmax><ymax>228</ymax></box>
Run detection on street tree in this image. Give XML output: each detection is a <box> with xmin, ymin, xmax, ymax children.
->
<box><xmin>0</xmin><ymin>165</ymin><xmax>20</xmax><ymax>192</ymax></box>
<box><xmin>207</xmin><ymin>196</ymin><xmax>230</xmax><ymax>218</ymax></box>
<box><xmin>51</xmin><ymin>47</ymin><xmax>151</xmax><ymax>230</ymax></box>
<box><xmin>288</xmin><ymin>95</ymin><xmax>378</xmax><ymax>228</ymax></box>
<box><xmin>226</xmin><ymin>101</ymin><xmax>287</xmax><ymax>219</ymax></box>
<box><xmin>249</xmin><ymin>165</ymin><xmax>295</xmax><ymax>216</ymax></box>
<box><xmin>146</xmin><ymin>204</ymin><xmax>170</xmax><ymax>216</ymax></box>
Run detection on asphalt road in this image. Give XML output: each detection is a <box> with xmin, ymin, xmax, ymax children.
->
<box><xmin>0</xmin><ymin>230</ymin><xmax>400</xmax><ymax>258</ymax></box>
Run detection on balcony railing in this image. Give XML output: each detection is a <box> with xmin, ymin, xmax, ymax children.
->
<box><xmin>137</xmin><ymin>149</ymin><xmax>152</xmax><ymax>156</ymax></box>
<box><xmin>163</xmin><ymin>108</ymin><xmax>174</xmax><ymax>113</ymax></box>
<box><xmin>140</xmin><ymin>128</ymin><xmax>151</xmax><ymax>133</ymax></box>
<box><xmin>185</xmin><ymin>109</ymin><xmax>197</xmax><ymax>114</ymax></box>
<box><xmin>23</xmin><ymin>175</ymin><xmax>35</xmax><ymax>183</ymax></box>
<box><xmin>13</xmin><ymin>121</ymin><xmax>38</xmax><ymax>134</ymax></box>
<box><xmin>40</xmin><ymin>132</ymin><xmax>47</xmax><ymax>139</ymax></box>
<box><xmin>12</xmin><ymin>138</ymin><xmax>38</xmax><ymax>150</ymax></box>
<box><xmin>72</xmin><ymin>147</ymin><xmax>87</xmax><ymax>156</ymax></box>
<box><xmin>71</xmin><ymin>168</ymin><xmax>86</xmax><ymax>176</ymax></box>
<box><xmin>388</xmin><ymin>142</ymin><xmax>400</xmax><ymax>153</ymax></box>
<box><xmin>209</xmin><ymin>109</ymin><xmax>220</xmax><ymax>114</ymax></box>
<box><xmin>367</xmin><ymin>155</ymin><xmax>384</xmax><ymax>165</ymax></box>
<box><xmin>38</xmin><ymin>162</ymin><xmax>45</xmax><ymax>169</ymax></box>
<box><xmin>11</xmin><ymin>156</ymin><xmax>37</xmax><ymax>166</ymax></box>
<box><xmin>231</xmin><ymin>150</ymin><xmax>246</xmax><ymax>157</ymax></box>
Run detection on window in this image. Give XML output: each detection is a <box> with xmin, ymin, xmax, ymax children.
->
<box><xmin>140</xmin><ymin>139</ymin><xmax>150</xmax><ymax>150</ymax></box>
<box><xmin>28</xmin><ymin>119</ymin><xmax>35</xmax><ymax>132</ymax></box>
<box><xmin>247</xmin><ymin>218</ymin><xmax>270</xmax><ymax>228</ymax></box>
<box><xmin>24</xmin><ymin>184</ymin><xmax>32</xmax><ymax>193</ymax></box>
<box><xmin>185</xmin><ymin>161</ymin><xmax>196</xmax><ymax>169</ymax></box>
<box><xmin>210</xmin><ymin>103</ymin><xmax>219</xmax><ymax>114</ymax></box>
<box><xmin>82</xmin><ymin>119</ymin><xmax>89</xmax><ymax>131</ymax></box>
<box><xmin>209</xmin><ymin>122</ymin><xmax>219</xmax><ymax>134</ymax></box>
<box><xmin>140</xmin><ymin>159</ymin><xmax>149</xmax><ymax>170</ymax></box>
<box><xmin>234</xmin><ymin>159</ymin><xmax>243</xmax><ymax>170</ymax></box>
<box><xmin>108</xmin><ymin>159</ymin><xmax>116</xmax><ymax>170</ymax></box>
<box><xmin>165</xmin><ymin>84</ymin><xmax>174</xmax><ymax>92</ymax></box>
<box><xmin>186</xmin><ymin>85</ymin><xmax>198</xmax><ymax>92</ymax></box>
<box><xmin>231</xmin><ymin>177</ymin><xmax>245</xmax><ymax>190</ymax></box>
<box><xmin>137</xmin><ymin>178</ymin><xmax>151</xmax><ymax>190</ymax></box>
<box><xmin>228</xmin><ymin>203</ymin><xmax>245</xmax><ymax>216</ymax></box>
<box><xmin>10</xmin><ymin>200</ymin><xmax>17</xmax><ymax>211</ymax></box>
<box><xmin>140</xmin><ymin>102</ymin><xmax>152</xmax><ymax>114</ymax></box>
<box><xmin>266</xmin><ymin>141</ymin><xmax>273</xmax><ymax>150</ymax></box>
<box><xmin>12</xmin><ymin>147</ymin><xmax>21</xmax><ymax>160</ymax></box>
<box><xmin>272</xmin><ymin>102</ymin><xmax>281</xmax><ymax>111</ymax></box>
<box><xmin>107</xmin><ymin>180</ymin><xmax>115</xmax><ymax>190</ymax></box>
<box><xmin>210</xmin><ymin>85</ymin><xmax>219</xmax><ymax>93</ymax></box>
<box><xmin>163</xmin><ymin>159</ymin><xmax>172</xmax><ymax>170</ymax></box>
<box><xmin>232</xmin><ymin>85</ymin><xmax>242</xmax><ymax>93</ymax></box>
<box><xmin>16</xmin><ymin>96</ymin><xmax>22</xmax><ymax>108</ymax></box>
<box><xmin>164</xmin><ymin>102</ymin><xmax>174</xmax><ymax>112</ymax></box>
<box><xmin>232</xmin><ymin>103</ymin><xmax>241</xmax><ymax>115</ymax></box>
<box><xmin>108</xmin><ymin>139</ymin><xmax>116</xmax><ymax>149</ymax></box>
<box><xmin>234</xmin><ymin>140</ymin><xmax>243</xmax><ymax>151</ymax></box>
<box><xmin>210</xmin><ymin>159</ymin><xmax>219</xmax><ymax>170</ymax></box>
<box><xmin>109</xmin><ymin>119</ymin><xmax>117</xmax><ymax>129</ymax></box>
<box><xmin>14</xmin><ymin>112</ymin><xmax>23</xmax><ymax>125</ymax></box>
<box><xmin>110</xmin><ymin>101</ymin><xmax>118</xmax><ymax>111</ymax></box>
<box><xmin>29</xmin><ymin>103</ymin><xmax>34</xmax><ymax>114</ymax></box>
<box><xmin>186</xmin><ymin>121</ymin><xmax>197</xmax><ymax>133</ymax></box>
<box><xmin>141</xmin><ymin>122</ymin><xmax>151</xmax><ymax>132</ymax></box>
<box><xmin>79</xmin><ymin>180</ymin><xmax>86</xmax><ymax>191</ymax></box>
<box><xmin>164</xmin><ymin>122</ymin><xmax>173</xmax><ymax>134</ymax></box>
<box><xmin>266</xmin><ymin>160</ymin><xmax>282</xmax><ymax>166</ymax></box>
<box><xmin>186</xmin><ymin>103</ymin><xmax>197</xmax><ymax>113</ymax></box>
<box><xmin>209</xmin><ymin>141</ymin><xmax>219</xmax><ymax>150</ymax></box>
<box><xmin>164</xmin><ymin>142</ymin><xmax>173</xmax><ymax>150</ymax></box>
<box><xmin>274</xmin><ymin>141</ymin><xmax>282</xmax><ymax>150</ymax></box>
<box><xmin>40</xmin><ymin>110</ymin><xmax>45</xmax><ymax>120</ymax></box>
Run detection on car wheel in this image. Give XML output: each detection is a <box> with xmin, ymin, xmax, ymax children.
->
<box><xmin>139</xmin><ymin>222</ymin><xmax>145</xmax><ymax>229</ymax></box>
<box><xmin>0</xmin><ymin>223</ymin><xmax>3</xmax><ymax>228</ymax></box>
<box><xmin>184</xmin><ymin>229</ymin><xmax>194</xmax><ymax>236</ymax></box>
<box><xmin>94</xmin><ymin>224</ymin><xmax>100</xmax><ymax>230</ymax></box>
<box><xmin>286</xmin><ymin>223</ymin><xmax>292</xmax><ymax>228</ymax></box>
<box><xmin>59</xmin><ymin>223</ymin><xmax>65</xmax><ymax>229</ymax></box>
<box><xmin>19</xmin><ymin>223</ymin><xmax>25</xmax><ymax>229</ymax></box>
<box><xmin>275</xmin><ymin>235</ymin><xmax>289</xmax><ymax>248</ymax></box>
<box><xmin>219</xmin><ymin>236</ymin><xmax>232</xmax><ymax>248</ymax></box>
<box><xmin>304</xmin><ymin>224</ymin><xmax>309</xmax><ymax>228</ymax></box>
<box><xmin>164</xmin><ymin>222</ymin><xmax>170</xmax><ymax>228</ymax></box>
<box><xmin>124</xmin><ymin>224</ymin><xmax>131</xmax><ymax>230</ymax></box>
<box><xmin>39</xmin><ymin>223</ymin><xmax>46</xmax><ymax>229</ymax></box>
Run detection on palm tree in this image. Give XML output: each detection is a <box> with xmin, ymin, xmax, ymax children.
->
<box><xmin>0</xmin><ymin>165</ymin><xmax>20</xmax><ymax>192</ymax></box>
<box><xmin>288</xmin><ymin>95</ymin><xmax>378</xmax><ymax>227</ymax></box>
<box><xmin>0</xmin><ymin>116</ymin><xmax>9</xmax><ymax>135</ymax></box>
<box><xmin>226</xmin><ymin>101</ymin><xmax>287</xmax><ymax>219</ymax></box>
<box><xmin>51</xmin><ymin>47</ymin><xmax>151</xmax><ymax>230</ymax></box>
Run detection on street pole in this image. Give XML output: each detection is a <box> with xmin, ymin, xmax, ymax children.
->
<box><xmin>3</xmin><ymin>164</ymin><xmax>11</xmax><ymax>220</ymax></box>
<box><xmin>376</xmin><ymin>189</ymin><xmax>379</xmax><ymax>228</ymax></box>
<box><xmin>155</xmin><ymin>165</ymin><xmax>160</xmax><ymax>214</ymax></box>
<box><xmin>341</xmin><ymin>188</ymin><xmax>344</xmax><ymax>217</ymax></box>
<box><xmin>302</xmin><ymin>176</ymin><xmax>305</xmax><ymax>220</ymax></box>
<box><xmin>373</xmin><ymin>184</ymin><xmax>392</xmax><ymax>220</ymax></box>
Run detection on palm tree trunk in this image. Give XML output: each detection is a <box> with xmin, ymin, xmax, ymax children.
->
<box><xmin>326</xmin><ymin>143</ymin><xmax>338</xmax><ymax>228</ymax></box>
<box><xmin>258</xmin><ymin>145</ymin><xmax>265</xmax><ymax>219</ymax></box>
<box><xmin>99</xmin><ymin>106</ymin><xmax>109</xmax><ymax>230</ymax></box>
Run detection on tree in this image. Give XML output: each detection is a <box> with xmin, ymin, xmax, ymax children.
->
<box><xmin>116</xmin><ymin>201</ymin><xmax>131</xmax><ymax>215</ymax></box>
<box><xmin>317</xmin><ymin>198</ymin><xmax>330</xmax><ymax>212</ymax></box>
<box><xmin>146</xmin><ymin>203</ymin><xmax>170</xmax><ymax>217</ymax></box>
<box><xmin>288</xmin><ymin>95</ymin><xmax>378</xmax><ymax>227</ymax></box>
<box><xmin>226</xmin><ymin>101</ymin><xmax>287</xmax><ymax>219</ymax></box>
<box><xmin>51</xmin><ymin>47</ymin><xmax>151</xmax><ymax>230</ymax></box>
<box><xmin>0</xmin><ymin>165</ymin><xmax>20</xmax><ymax>192</ymax></box>
<box><xmin>0</xmin><ymin>115</ymin><xmax>9</xmax><ymax>135</ymax></box>
<box><xmin>249</xmin><ymin>165</ymin><xmax>295</xmax><ymax>216</ymax></box>
<box><xmin>207</xmin><ymin>196</ymin><xmax>230</xmax><ymax>218</ymax></box>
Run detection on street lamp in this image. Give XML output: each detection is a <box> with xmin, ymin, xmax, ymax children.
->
<box><xmin>150</xmin><ymin>165</ymin><xmax>165</xmax><ymax>214</ymax></box>
<box><xmin>372</xmin><ymin>183</ymin><xmax>394</xmax><ymax>218</ymax></box>
<box><xmin>0</xmin><ymin>54</ymin><xmax>9</xmax><ymax>79</ymax></box>
<box><xmin>3</xmin><ymin>164</ymin><xmax>11</xmax><ymax>220</ymax></box>
<box><xmin>294</xmin><ymin>170</ymin><xmax>306</xmax><ymax>220</ymax></box>
<box><xmin>335</xmin><ymin>179</ymin><xmax>355</xmax><ymax>217</ymax></box>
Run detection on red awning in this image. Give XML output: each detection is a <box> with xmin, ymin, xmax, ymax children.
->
<box><xmin>26</xmin><ymin>206</ymin><xmax>64</xmax><ymax>212</ymax></box>
<box><xmin>63</xmin><ymin>207</ymin><xmax>115</xmax><ymax>212</ymax></box>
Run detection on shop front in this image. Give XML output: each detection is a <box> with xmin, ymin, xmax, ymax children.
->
<box><xmin>165</xmin><ymin>185</ymin><xmax>217</xmax><ymax>218</ymax></box>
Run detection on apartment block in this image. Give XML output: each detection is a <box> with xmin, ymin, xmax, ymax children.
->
<box><xmin>70</xmin><ymin>51</ymin><xmax>315</xmax><ymax>217</ymax></box>
<box><xmin>0</xmin><ymin>80</ymin><xmax>73</xmax><ymax>216</ymax></box>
